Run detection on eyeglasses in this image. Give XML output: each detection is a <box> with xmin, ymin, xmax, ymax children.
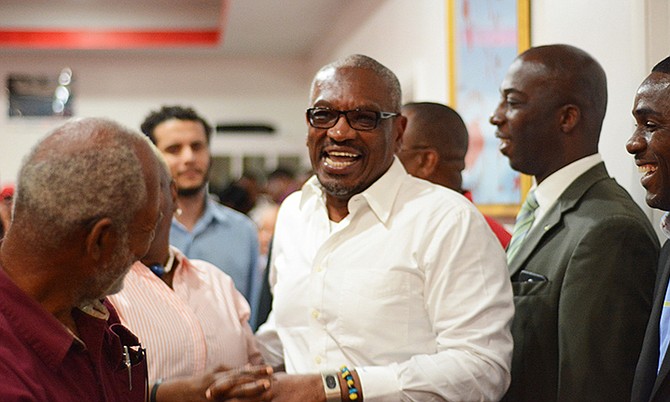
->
<box><xmin>306</xmin><ymin>107</ymin><xmax>399</xmax><ymax>131</ymax></box>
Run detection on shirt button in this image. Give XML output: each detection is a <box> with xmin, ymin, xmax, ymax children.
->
<box><xmin>311</xmin><ymin>309</ymin><xmax>320</xmax><ymax>319</ymax></box>
<box><xmin>315</xmin><ymin>356</ymin><xmax>322</xmax><ymax>364</ymax></box>
<box><xmin>316</xmin><ymin>265</ymin><xmax>323</xmax><ymax>272</ymax></box>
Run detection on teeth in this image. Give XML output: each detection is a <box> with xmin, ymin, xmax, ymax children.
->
<box><xmin>325</xmin><ymin>156</ymin><xmax>355</xmax><ymax>168</ymax></box>
<box><xmin>638</xmin><ymin>164</ymin><xmax>657</xmax><ymax>174</ymax></box>
<box><xmin>329</xmin><ymin>151</ymin><xmax>358</xmax><ymax>158</ymax></box>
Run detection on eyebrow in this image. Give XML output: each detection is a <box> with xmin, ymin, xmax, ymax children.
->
<box><xmin>633</xmin><ymin>107</ymin><xmax>660</xmax><ymax>118</ymax></box>
<box><xmin>501</xmin><ymin>88</ymin><xmax>523</xmax><ymax>96</ymax></box>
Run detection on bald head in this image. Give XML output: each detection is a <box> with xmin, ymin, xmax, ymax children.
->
<box><xmin>652</xmin><ymin>56</ymin><xmax>670</xmax><ymax>74</ymax></box>
<box><xmin>399</xmin><ymin>102</ymin><xmax>468</xmax><ymax>191</ymax></box>
<box><xmin>519</xmin><ymin>44</ymin><xmax>608</xmax><ymax>137</ymax></box>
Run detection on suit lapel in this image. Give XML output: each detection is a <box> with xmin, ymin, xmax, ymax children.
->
<box><xmin>508</xmin><ymin>163</ymin><xmax>609</xmax><ymax>277</ymax></box>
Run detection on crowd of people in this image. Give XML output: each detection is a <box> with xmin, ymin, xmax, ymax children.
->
<box><xmin>2</xmin><ymin>46</ymin><xmax>670</xmax><ymax>402</ymax></box>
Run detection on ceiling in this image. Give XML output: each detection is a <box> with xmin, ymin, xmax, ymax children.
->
<box><xmin>0</xmin><ymin>0</ymin><xmax>387</xmax><ymax>58</ymax></box>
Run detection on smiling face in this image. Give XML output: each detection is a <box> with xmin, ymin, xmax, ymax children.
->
<box><xmin>307</xmin><ymin>67</ymin><xmax>404</xmax><ymax>206</ymax></box>
<box><xmin>626</xmin><ymin>72</ymin><xmax>670</xmax><ymax>210</ymax></box>
<box><xmin>489</xmin><ymin>57</ymin><xmax>566</xmax><ymax>183</ymax></box>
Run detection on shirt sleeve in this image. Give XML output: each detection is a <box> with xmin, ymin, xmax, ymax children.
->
<box><xmin>359</xmin><ymin>207</ymin><xmax>514</xmax><ymax>402</ymax></box>
<box><xmin>254</xmin><ymin>311</ymin><xmax>285</xmax><ymax>368</ymax></box>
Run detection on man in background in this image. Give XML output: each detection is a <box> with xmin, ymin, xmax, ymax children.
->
<box><xmin>0</xmin><ymin>185</ymin><xmax>12</xmax><ymax>239</ymax></box>
<box><xmin>398</xmin><ymin>101</ymin><xmax>511</xmax><ymax>247</ymax></box>
<box><xmin>0</xmin><ymin>117</ymin><xmax>161</xmax><ymax>401</ymax></box>
<box><xmin>629</xmin><ymin>55</ymin><xmax>670</xmax><ymax>402</ymax></box>
<box><xmin>141</xmin><ymin>106</ymin><xmax>260</xmax><ymax>312</ymax></box>
<box><xmin>490</xmin><ymin>43</ymin><xmax>659</xmax><ymax>401</ymax></box>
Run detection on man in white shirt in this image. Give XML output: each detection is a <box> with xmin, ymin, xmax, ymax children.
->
<box><xmin>490</xmin><ymin>44</ymin><xmax>660</xmax><ymax>402</ymax></box>
<box><xmin>256</xmin><ymin>54</ymin><xmax>514</xmax><ymax>402</ymax></box>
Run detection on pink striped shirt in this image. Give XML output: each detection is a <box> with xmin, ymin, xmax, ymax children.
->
<box><xmin>109</xmin><ymin>246</ymin><xmax>262</xmax><ymax>382</ymax></box>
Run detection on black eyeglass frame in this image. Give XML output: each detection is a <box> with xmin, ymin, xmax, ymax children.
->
<box><xmin>306</xmin><ymin>107</ymin><xmax>399</xmax><ymax>131</ymax></box>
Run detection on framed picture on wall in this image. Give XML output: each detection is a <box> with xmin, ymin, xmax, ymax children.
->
<box><xmin>7</xmin><ymin>68</ymin><xmax>74</xmax><ymax>118</ymax></box>
<box><xmin>447</xmin><ymin>0</ymin><xmax>530</xmax><ymax>218</ymax></box>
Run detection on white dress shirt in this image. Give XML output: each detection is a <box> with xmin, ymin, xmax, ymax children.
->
<box><xmin>256</xmin><ymin>158</ymin><xmax>514</xmax><ymax>402</ymax></box>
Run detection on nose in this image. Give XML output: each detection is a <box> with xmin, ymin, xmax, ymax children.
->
<box><xmin>327</xmin><ymin>115</ymin><xmax>356</xmax><ymax>141</ymax></box>
<box><xmin>625</xmin><ymin>130</ymin><xmax>647</xmax><ymax>155</ymax></box>
<box><xmin>489</xmin><ymin>103</ymin><xmax>504</xmax><ymax>126</ymax></box>
<box><xmin>180</xmin><ymin>146</ymin><xmax>196</xmax><ymax>162</ymax></box>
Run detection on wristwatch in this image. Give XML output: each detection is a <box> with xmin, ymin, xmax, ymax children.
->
<box><xmin>321</xmin><ymin>371</ymin><xmax>341</xmax><ymax>402</ymax></box>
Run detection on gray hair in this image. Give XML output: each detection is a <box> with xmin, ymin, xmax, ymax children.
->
<box><xmin>311</xmin><ymin>54</ymin><xmax>402</xmax><ymax>111</ymax></box>
<box><xmin>14</xmin><ymin>117</ymin><xmax>149</xmax><ymax>250</ymax></box>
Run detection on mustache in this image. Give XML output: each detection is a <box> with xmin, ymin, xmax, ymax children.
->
<box><xmin>319</xmin><ymin>139</ymin><xmax>364</xmax><ymax>153</ymax></box>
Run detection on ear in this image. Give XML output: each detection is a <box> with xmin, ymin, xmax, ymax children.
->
<box><xmin>394</xmin><ymin>115</ymin><xmax>408</xmax><ymax>152</ymax></box>
<box><xmin>85</xmin><ymin>217</ymin><xmax>114</xmax><ymax>262</ymax></box>
<box><xmin>559</xmin><ymin>104</ymin><xmax>580</xmax><ymax>133</ymax></box>
<box><xmin>417</xmin><ymin>149</ymin><xmax>440</xmax><ymax>178</ymax></box>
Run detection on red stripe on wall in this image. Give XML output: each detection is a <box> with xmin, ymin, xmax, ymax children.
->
<box><xmin>0</xmin><ymin>29</ymin><xmax>221</xmax><ymax>49</ymax></box>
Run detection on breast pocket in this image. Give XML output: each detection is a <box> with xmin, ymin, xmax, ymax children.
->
<box><xmin>336</xmin><ymin>269</ymin><xmax>415</xmax><ymax>350</ymax></box>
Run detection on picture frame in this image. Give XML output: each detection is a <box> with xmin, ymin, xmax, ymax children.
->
<box><xmin>447</xmin><ymin>0</ymin><xmax>531</xmax><ymax>218</ymax></box>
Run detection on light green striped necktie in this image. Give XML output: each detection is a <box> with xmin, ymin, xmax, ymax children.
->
<box><xmin>506</xmin><ymin>191</ymin><xmax>539</xmax><ymax>264</ymax></box>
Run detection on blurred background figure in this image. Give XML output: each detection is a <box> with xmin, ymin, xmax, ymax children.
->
<box><xmin>265</xmin><ymin>167</ymin><xmax>299</xmax><ymax>206</ymax></box>
<box><xmin>218</xmin><ymin>179</ymin><xmax>255</xmax><ymax>215</ymax></box>
<box><xmin>398</xmin><ymin>102</ymin><xmax>511</xmax><ymax>247</ymax></box>
<box><xmin>251</xmin><ymin>202</ymin><xmax>279</xmax><ymax>330</ymax></box>
<box><xmin>0</xmin><ymin>185</ymin><xmax>13</xmax><ymax>239</ymax></box>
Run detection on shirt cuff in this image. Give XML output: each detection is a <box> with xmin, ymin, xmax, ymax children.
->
<box><xmin>354</xmin><ymin>365</ymin><xmax>401</xmax><ymax>402</ymax></box>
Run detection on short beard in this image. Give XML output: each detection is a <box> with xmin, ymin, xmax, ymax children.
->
<box><xmin>177</xmin><ymin>185</ymin><xmax>205</xmax><ymax>198</ymax></box>
<box><xmin>321</xmin><ymin>181</ymin><xmax>356</xmax><ymax>198</ymax></box>
<box><xmin>178</xmin><ymin>167</ymin><xmax>210</xmax><ymax>198</ymax></box>
<box><xmin>317</xmin><ymin>174</ymin><xmax>367</xmax><ymax>199</ymax></box>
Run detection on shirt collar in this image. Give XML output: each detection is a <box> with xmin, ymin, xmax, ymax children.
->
<box><xmin>0</xmin><ymin>264</ymin><xmax>84</xmax><ymax>369</ymax></box>
<box><xmin>78</xmin><ymin>299</ymin><xmax>110</xmax><ymax>321</ymax></box>
<box><xmin>660</xmin><ymin>212</ymin><xmax>670</xmax><ymax>239</ymax></box>
<box><xmin>533</xmin><ymin>153</ymin><xmax>602</xmax><ymax>212</ymax></box>
<box><xmin>300</xmin><ymin>158</ymin><xmax>405</xmax><ymax>224</ymax></box>
<box><xmin>204</xmin><ymin>197</ymin><xmax>230</xmax><ymax>223</ymax></box>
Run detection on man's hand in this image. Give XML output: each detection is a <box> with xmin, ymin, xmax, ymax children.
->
<box><xmin>206</xmin><ymin>365</ymin><xmax>273</xmax><ymax>401</ymax></box>
<box><xmin>156</xmin><ymin>365</ymin><xmax>273</xmax><ymax>402</ymax></box>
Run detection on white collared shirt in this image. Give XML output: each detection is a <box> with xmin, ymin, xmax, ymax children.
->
<box><xmin>256</xmin><ymin>158</ymin><xmax>514</xmax><ymax>401</ymax></box>
<box><xmin>531</xmin><ymin>153</ymin><xmax>603</xmax><ymax>228</ymax></box>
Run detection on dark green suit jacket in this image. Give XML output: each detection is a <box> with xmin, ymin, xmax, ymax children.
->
<box><xmin>503</xmin><ymin>162</ymin><xmax>659</xmax><ymax>402</ymax></box>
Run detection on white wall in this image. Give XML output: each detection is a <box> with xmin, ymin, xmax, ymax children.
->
<box><xmin>0</xmin><ymin>0</ymin><xmax>665</xmax><ymax>229</ymax></box>
<box><xmin>308</xmin><ymin>0</ymin><xmax>448</xmax><ymax>104</ymax></box>
<box><xmin>530</xmin><ymin>0</ymin><xmax>650</xmax><ymax>212</ymax></box>
<box><xmin>0</xmin><ymin>52</ymin><xmax>312</xmax><ymax>183</ymax></box>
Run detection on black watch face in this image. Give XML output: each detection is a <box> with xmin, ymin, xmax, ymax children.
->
<box><xmin>325</xmin><ymin>374</ymin><xmax>337</xmax><ymax>389</ymax></box>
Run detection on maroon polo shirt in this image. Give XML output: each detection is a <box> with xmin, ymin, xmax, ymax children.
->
<box><xmin>0</xmin><ymin>265</ymin><xmax>147</xmax><ymax>401</ymax></box>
